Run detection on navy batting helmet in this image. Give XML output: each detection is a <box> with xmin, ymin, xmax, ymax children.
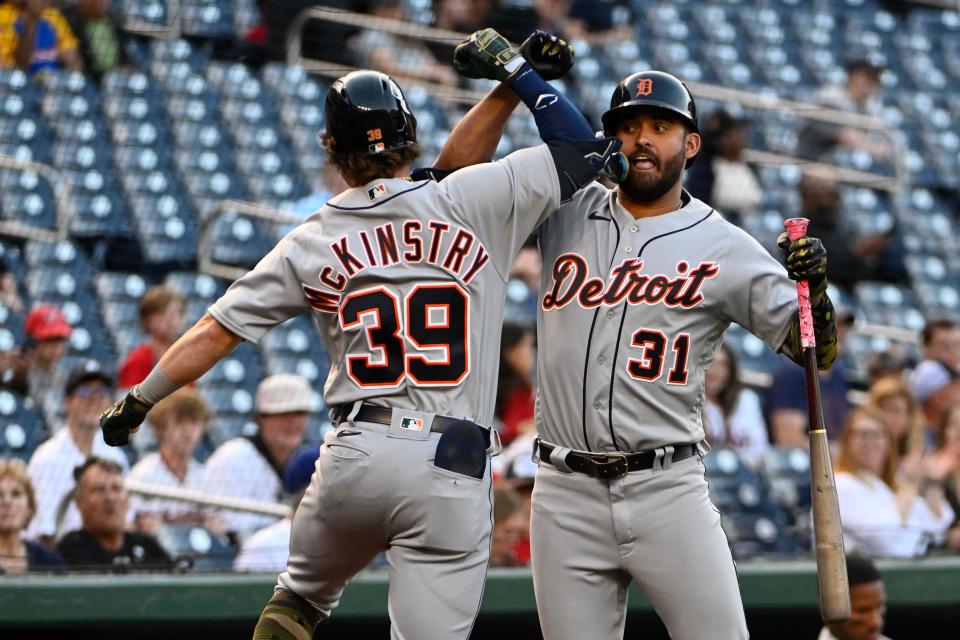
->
<box><xmin>324</xmin><ymin>70</ymin><xmax>417</xmax><ymax>155</ymax></box>
<box><xmin>601</xmin><ymin>71</ymin><xmax>699</xmax><ymax>167</ymax></box>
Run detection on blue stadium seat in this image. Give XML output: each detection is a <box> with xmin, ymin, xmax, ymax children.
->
<box><xmin>180</xmin><ymin>0</ymin><xmax>236</xmax><ymax>40</ymax></box>
<box><xmin>120</xmin><ymin>0</ymin><xmax>170</xmax><ymax>30</ymax></box>
<box><xmin>154</xmin><ymin>524</ymin><xmax>236</xmax><ymax>572</ymax></box>
<box><xmin>0</xmin><ymin>390</ymin><xmax>46</xmax><ymax>462</ymax></box>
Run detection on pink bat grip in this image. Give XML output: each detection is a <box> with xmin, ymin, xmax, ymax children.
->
<box><xmin>785</xmin><ymin>217</ymin><xmax>816</xmax><ymax>350</ymax></box>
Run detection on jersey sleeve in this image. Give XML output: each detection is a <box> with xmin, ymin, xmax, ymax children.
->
<box><xmin>439</xmin><ymin>144</ymin><xmax>561</xmax><ymax>275</ymax></box>
<box><xmin>719</xmin><ymin>229</ymin><xmax>798</xmax><ymax>351</ymax></box>
<box><xmin>208</xmin><ymin>234</ymin><xmax>310</xmax><ymax>344</ymax></box>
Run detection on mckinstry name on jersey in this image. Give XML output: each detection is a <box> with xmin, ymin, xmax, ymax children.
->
<box><xmin>303</xmin><ymin>217</ymin><xmax>493</xmax><ymax>314</ymax></box>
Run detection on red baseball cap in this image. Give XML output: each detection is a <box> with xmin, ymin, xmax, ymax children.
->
<box><xmin>25</xmin><ymin>304</ymin><xmax>72</xmax><ymax>341</ymax></box>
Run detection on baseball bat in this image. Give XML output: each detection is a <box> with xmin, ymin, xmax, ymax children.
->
<box><xmin>784</xmin><ymin>218</ymin><xmax>851</xmax><ymax>623</ymax></box>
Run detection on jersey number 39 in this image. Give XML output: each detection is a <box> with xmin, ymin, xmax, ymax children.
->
<box><xmin>339</xmin><ymin>284</ymin><xmax>469</xmax><ymax>388</ymax></box>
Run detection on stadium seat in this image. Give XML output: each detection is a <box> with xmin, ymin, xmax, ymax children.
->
<box><xmin>153</xmin><ymin>524</ymin><xmax>236</xmax><ymax>572</ymax></box>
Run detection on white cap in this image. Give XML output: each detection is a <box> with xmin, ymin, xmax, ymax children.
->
<box><xmin>255</xmin><ymin>374</ymin><xmax>316</xmax><ymax>415</ymax></box>
<box><xmin>909</xmin><ymin>360</ymin><xmax>953</xmax><ymax>404</ymax></box>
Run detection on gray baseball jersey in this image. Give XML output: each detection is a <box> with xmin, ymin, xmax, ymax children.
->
<box><xmin>535</xmin><ymin>183</ymin><xmax>798</xmax><ymax>452</ymax></box>
<box><xmin>530</xmin><ymin>183</ymin><xmax>796</xmax><ymax>640</ymax></box>
<box><xmin>209</xmin><ymin>144</ymin><xmax>560</xmax><ymax>427</ymax></box>
<box><xmin>213</xmin><ymin>145</ymin><xmax>560</xmax><ymax>638</ymax></box>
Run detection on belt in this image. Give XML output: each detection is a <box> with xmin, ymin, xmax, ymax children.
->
<box><xmin>537</xmin><ymin>440</ymin><xmax>698</xmax><ymax>479</ymax></box>
<box><xmin>337</xmin><ymin>402</ymin><xmax>490</xmax><ymax>444</ymax></box>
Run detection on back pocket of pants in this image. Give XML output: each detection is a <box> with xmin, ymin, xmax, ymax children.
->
<box><xmin>420</xmin><ymin>464</ymin><xmax>490</xmax><ymax>552</ymax></box>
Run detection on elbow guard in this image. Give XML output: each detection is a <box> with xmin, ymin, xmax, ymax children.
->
<box><xmin>547</xmin><ymin>137</ymin><xmax>626</xmax><ymax>201</ymax></box>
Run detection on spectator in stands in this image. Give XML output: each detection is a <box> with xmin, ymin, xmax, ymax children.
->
<box><xmin>0</xmin><ymin>0</ymin><xmax>82</xmax><ymax>73</ymax></box>
<box><xmin>234</xmin><ymin>444</ymin><xmax>318</xmax><ymax>573</ymax></box>
<box><xmin>866</xmin><ymin>348</ymin><xmax>909</xmax><ymax>387</ymax></box>
<box><xmin>834</xmin><ymin>404</ymin><xmax>953</xmax><ymax>558</ymax></box>
<box><xmin>818</xmin><ymin>554</ymin><xmax>890</xmax><ymax>640</ymax></box>
<box><xmin>206</xmin><ymin>374</ymin><xmax>314</xmax><ymax>539</ymax></box>
<box><xmin>503</xmin><ymin>455</ymin><xmax>535</xmax><ymax>565</ymax></box>
<box><xmin>766</xmin><ymin>305</ymin><xmax>854</xmax><ymax>446</ymax></box>
<box><xmin>685</xmin><ymin>109</ymin><xmax>762</xmax><ymax>226</ymax></box>
<box><xmin>926</xmin><ymin>401</ymin><xmax>960</xmax><ymax>551</ymax></box>
<box><xmin>490</xmin><ymin>482</ymin><xmax>527</xmax><ymax>567</ymax></box>
<box><xmin>128</xmin><ymin>388</ymin><xmax>221</xmax><ymax>536</ymax></box>
<box><xmin>426</xmin><ymin>0</ymin><xmax>493</xmax><ymax>62</ymax></box>
<box><xmin>118</xmin><ymin>286</ymin><xmax>186</xmax><ymax>389</ymax></box>
<box><xmin>0</xmin><ymin>458</ymin><xmax>63</xmax><ymax>574</ymax></box>
<box><xmin>348</xmin><ymin>0</ymin><xmax>457</xmax><ymax>87</ymax></box>
<box><xmin>495</xmin><ymin>0</ymin><xmax>632</xmax><ymax>45</ymax></box>
<box><xmin>26</xmin><ymin>360</ymin><xmax>127</xmax><ymax>543</ymax></box>
<box><xmin>702</xmin><ymin>343</ymin><xmax>769</xmax><ymax>469</ymax></box>
<box><xmin>57</xmin><ymin>457</ymin><xmax>172</xmax><ymax>571</ymax></box>
<box><xmin>796</xmin><ymin>58</ymin><xmax>891</xmax><ymax>164</ymax></box>
<box><xmin>0</xmin><ymin>304</ymin><xmax>71</xmax><ymax>426</ymax></box>
<box><xmin>494</xmin><ymin>321</ymin><xmax>536</xmax><ymax>446</ymax></box>
<box><xmin>61</xmin><ymin>0</ymin><xmax>126</xmax><ymax>82</ymax></box>
<box><xmin>869</xmin><ymin>376</ymin><xmax>930</xmax><ymax>459</ymax></box>
<box><xmin>0</xmin><ymin>256</ymin><xmax>23</xmax><ymax>313</ymax></box>
<box><xmin>910</xmin><ymin>319</ymin><xmax>960</xmax><ymax>428</ymax></box>
<box><xmin>800</xmin><ymin>171</ymin><xmax>904</xmax><ymax>293</ymax></box>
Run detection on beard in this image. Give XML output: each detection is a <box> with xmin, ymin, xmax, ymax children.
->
<box><xmin>618</xmin><ymin>143</ymin><xmax>687</xmax><ymax>205</ymax></box>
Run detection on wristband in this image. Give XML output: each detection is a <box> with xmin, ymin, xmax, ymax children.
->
<box><xmin>135</xmin><ymin>366</ymin><xmax>179</xmax><ymax>405</ymax></box>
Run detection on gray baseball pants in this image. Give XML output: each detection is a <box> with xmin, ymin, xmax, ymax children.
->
<box><xmin>530</xmin><ymin>450</ymin><xmax>749</xmax><ymax>640</ymax></box>
<box><xmin>277</xmin><ymin>419</ymin><xmax>493</xmax><ymax>640</ymax></box>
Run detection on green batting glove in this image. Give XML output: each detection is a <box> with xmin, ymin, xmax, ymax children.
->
<box><xmin>453</xmin><ymin>28</ymin><xmax>524</xmax><ymax>82</ymax></box>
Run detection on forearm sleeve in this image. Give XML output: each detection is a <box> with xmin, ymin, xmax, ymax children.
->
<box><xmin>506</xmin><ymin>63</ymin><xmax>595</xmax><ymax>143</ymax></box>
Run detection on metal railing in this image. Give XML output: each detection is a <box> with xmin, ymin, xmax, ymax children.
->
<box><xmin>0</xmin><ymin>155</ymin><xmax>74</xmax><ymax>243</ymax></box>
<box><xmin>198</xmin><ymin>199</ymin><xmax>304</xmax><ymax>281</ymax></box>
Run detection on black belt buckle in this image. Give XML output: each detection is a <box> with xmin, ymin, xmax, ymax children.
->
<box><xmin>590</xmin><ymin>453</ymin><xmax>629</xmax><ymax>479</ymax></box>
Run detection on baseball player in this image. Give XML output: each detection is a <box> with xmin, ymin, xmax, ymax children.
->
<box><xmin>98</xmin><ymin>36</ymin><xmax>623</xmax><ymax>640</ymax></box>
<box><xmin>442</xmin><ymin>31</ymin><xmax>839</xmax><ymax>640</ymax></box>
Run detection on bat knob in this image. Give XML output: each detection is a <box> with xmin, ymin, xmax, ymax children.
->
<box><xmin>784</xmin><ymin>217</ymin><xmax>809</xmax><ymax>242</ymax></box>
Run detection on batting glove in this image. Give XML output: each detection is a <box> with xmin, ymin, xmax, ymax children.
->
<box><xmin>453</xmin><ymin>28</ymin><xmax>523</xmax><ymax>82</ymax></box>
<box><xmin>777</xmin><ymin>233</ymin><xmax>828</xmax><ymax>293</ymax></box>
<box><xmin>100</xmin><ymin>387</ymin><xmax>152</xmax><ymax>447</ymax></box>
<box><xmin>519</xmin><ymin>30</ymin><xmax>574</xmax><ymax>80</ymax></box>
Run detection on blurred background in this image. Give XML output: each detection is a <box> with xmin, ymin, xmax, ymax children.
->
<box><xmin>1</xmin><ymin>0</ymin><xmax>960</xmax><ymax>638</ymax></box>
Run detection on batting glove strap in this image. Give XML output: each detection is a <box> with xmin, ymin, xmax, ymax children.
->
<box><xmin>519</xmin><ymin>30</ymin><xmax>574</xmax><ymax>81</ymax></box>
<box><xmin>453</xmin><ymin>28</ymin><xmax>523</xmax><ymax>82</ymax></box>
<box><xmin>99</xmin><ymin>388</ymin><xmax>152</xmax><ymax>447</ymax></box>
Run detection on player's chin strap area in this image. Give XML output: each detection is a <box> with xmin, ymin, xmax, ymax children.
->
<box><xmin>532</xmin><ymin>438</ymin><xmax>702</xmax><ymax>480</ymax></box>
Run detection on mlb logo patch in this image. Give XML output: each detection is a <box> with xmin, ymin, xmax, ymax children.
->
<box><xmin>369</xmin><ymin>142</ymin><xmax>386</xmax><ymax>154</ymax></box>
<box><xmin>400</xmin><ymin>416</ymin><xmax>424</xmax><ymax>432</ymax></box>
<box><xmin>368</xmin><ymin>183</ymin><xmax>387</xmax><ymax>200</ymax></box>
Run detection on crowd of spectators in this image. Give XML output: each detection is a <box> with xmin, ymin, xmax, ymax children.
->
<box><xmin>0</xmin><ymin>0</ymin><xmax>958</xmax><ymax>580</ymax></box>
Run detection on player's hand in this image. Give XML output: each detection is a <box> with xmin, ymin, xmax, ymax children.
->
<box><xmin>453</xmin><ymin>28</ymin><xmax>522</xmax><ymax>82</ymax></box>
<box><xmin>519</xmin><ymin>30</ymin><xmax>574</xmax><ymax>80</ymax></box>
<box><xmin>777</xmin><ymin>233</ymin><xmax>827</xmax><ymax>288</ymax></box>
<box><xmin>99</xmin><ymin>388</ymin><xmax>152</xmax><ymax>447</ymax></box>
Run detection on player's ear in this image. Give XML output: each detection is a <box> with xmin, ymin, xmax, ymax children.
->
<box><xmin>685</xmin><ymin>131</ymin><xmax>701</xmax><ymax>163</ymax></box>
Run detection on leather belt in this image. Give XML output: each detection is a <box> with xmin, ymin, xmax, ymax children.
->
<box><xmin>335</xmin><ymin>402</ymin><xmax>489</xmax><ymax>444</ymax></box>
<box><xmin>537</xmin><ymin>440</ymin><xmax>698</xmax><ymax>479</ymax></box>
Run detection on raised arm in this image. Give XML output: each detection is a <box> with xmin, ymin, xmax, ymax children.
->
<box><xmin>434</xmin><ymin>30</ymin><xmax>576</xmax><ymax>170</ymax></box>
<box><xmin>434</xmin><ymin>84</ymin><xmax>520</xmax><ymax>169</ymax></box>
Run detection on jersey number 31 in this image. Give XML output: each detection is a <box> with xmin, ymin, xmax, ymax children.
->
<box><xmin>339</xmin><ymin>284</ymin><xmax>469</xmax><ymax>388</ymax></box>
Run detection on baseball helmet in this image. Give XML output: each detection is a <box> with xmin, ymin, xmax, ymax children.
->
<box><xmin>601</xmin><ymin>70</ymin><xmax>699</xmax><ymax>167</ymax></box>
<box><xmin>324</xmin><ymin>70</ymin><xmax>417</xmax><ymax>155</ymax></box>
